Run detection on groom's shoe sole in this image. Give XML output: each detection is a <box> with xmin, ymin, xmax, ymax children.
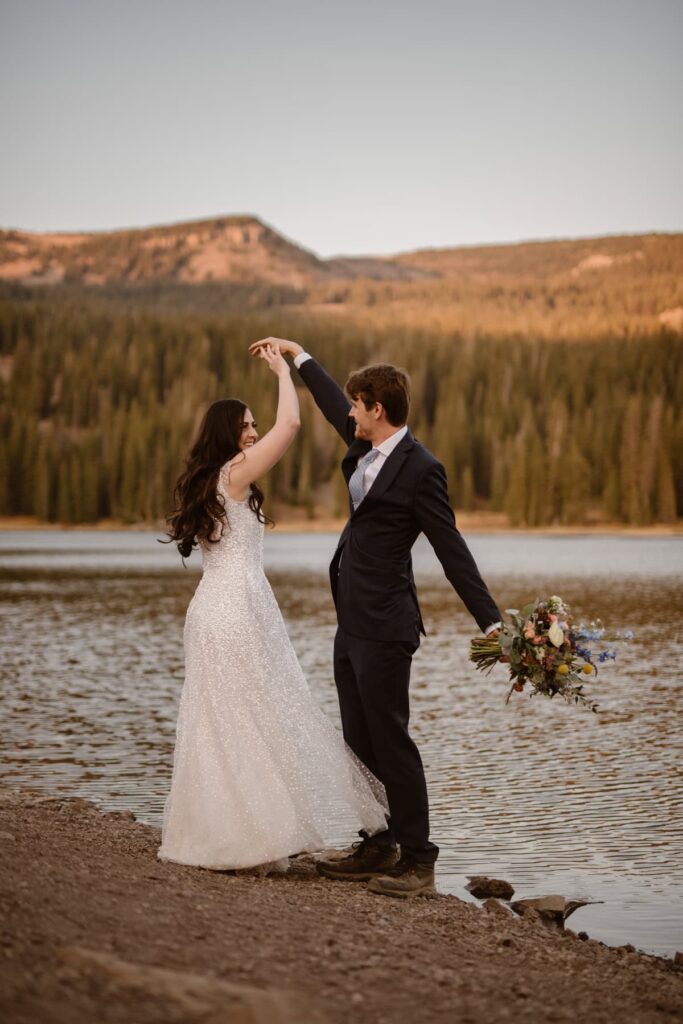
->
<box><xmin>367</xmin><ymin>866</ymin><xmax>437</xmax><ymax>899</ymax></box>
<box><xmin>316</xmin><ymin>865</ymin><xmax>390</xmax><ymax>882</ymax></box>
<box><xmin>366</xmin><ymin>880</ymin><xmax>437</xmax><ymax>899</ymax></box>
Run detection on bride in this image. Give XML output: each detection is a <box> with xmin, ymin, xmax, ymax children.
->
<box><xmin>158</xmin><ymin>339</ymin><xmax>388</xmax><ymax>872</ymax></box>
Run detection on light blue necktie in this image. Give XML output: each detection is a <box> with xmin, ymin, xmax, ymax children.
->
<box><xmin>348</xmin><ymin>449</ymin><xmax>380</xmax><ymax>510</ymax></box>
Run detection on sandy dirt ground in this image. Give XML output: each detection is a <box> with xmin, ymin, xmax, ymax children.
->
<box><xmin>1</xmin><ymin>788</ymin><xmax>682</xmax><ymax>1024</ymax></box>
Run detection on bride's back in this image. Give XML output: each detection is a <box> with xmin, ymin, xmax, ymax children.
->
<box><xmin>199</xmin><ymin>462</ymin><xmax>264</xmax><ymax>580</ymax></box>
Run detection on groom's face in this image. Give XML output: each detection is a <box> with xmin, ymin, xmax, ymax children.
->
<box><xmin>349</xmin><ymin>397</ymin><xmax>379</xmax><ymax>441</ymax></box>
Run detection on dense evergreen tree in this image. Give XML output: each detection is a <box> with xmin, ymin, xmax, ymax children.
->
<box><xmin>0</xmin><ymin>290</ymin><xmax>681</xmax><ymax>526</ymax></box>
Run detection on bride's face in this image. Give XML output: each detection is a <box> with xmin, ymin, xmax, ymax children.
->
<box><xmin>238</xmin><ymin>408</ymin><xmax>259</xmax><ymax>450</ymax></box>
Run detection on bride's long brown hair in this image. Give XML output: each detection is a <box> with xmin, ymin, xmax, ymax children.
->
<box><xmin>166</xmin><ymin>398</ymin><xmax>269</xmax><ymax>559</ymax></box>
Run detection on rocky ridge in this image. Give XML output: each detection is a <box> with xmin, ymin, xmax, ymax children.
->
<box><xmin>0</xmin><ymin>216</ymin><xmax>428</xmax><ymax>289</ymax></box>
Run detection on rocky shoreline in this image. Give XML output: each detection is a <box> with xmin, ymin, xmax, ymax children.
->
<box><xmin>1</xmin><ymin>514</ymin><xmax>681</xmax><ymax>536</ymax></box>
<box><xmin>1</xmin><ymin>788</ymin><xmax>682</xmax><ymax>1024</ymax></box>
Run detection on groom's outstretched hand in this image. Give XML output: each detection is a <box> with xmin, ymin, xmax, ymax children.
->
<box><xmin>249</xmin><ymin>338</ymin><xmax>303</xmax><ymax>360</ymax></box>
<box><xmin>488</xmin><ymin>628</ymin><xmax>510</xmax><ymax>664</ymax></box>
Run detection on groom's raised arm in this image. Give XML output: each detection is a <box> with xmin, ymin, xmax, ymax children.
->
<box><xmin>295</xmin><ymin>356</ymin><xmax>356</xmax><ymax>444</ymax></box>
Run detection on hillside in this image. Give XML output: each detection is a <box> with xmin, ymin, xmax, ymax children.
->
<box><xmin>306</xmin><ymin>232</ymin><xmax>683</xmax><ymax>339</ymax></box>
<box><xmin>0</xmin><ymin>215</ymin><xmax>427</xmax><ymax>290</ymax></box>
<box><xmin>1</xmin><ymin>215</ymin><xmax>682</xmax><ymax>529</ymax></box>
<box><xmin>1</xmin><ymin>216</ymin><xmax>681</xmax><ymax>338</ymax></box>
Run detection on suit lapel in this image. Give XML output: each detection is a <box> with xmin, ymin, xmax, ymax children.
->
<box><xmin>350</xmin><ymin>429</ymin><xmax>415</xmax><ymax>517</ymax></box>
<box><xmin>341</xmin><ymin>439</ymin><xmax>371</xmax><ymax>483</ymax></box>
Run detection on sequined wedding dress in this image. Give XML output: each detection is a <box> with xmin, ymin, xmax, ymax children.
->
<box><xmin>158</xmin><ymin>461</ymin><xmax>388</xmax><ymax>871</ymax></box>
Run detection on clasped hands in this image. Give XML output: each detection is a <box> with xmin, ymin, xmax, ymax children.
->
<box><xmin>249</xmin><ymin>338</ymin><xmax>303</xmax><ymax>362</ymax></box>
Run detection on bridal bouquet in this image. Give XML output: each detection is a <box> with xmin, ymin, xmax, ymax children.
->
<box><xmin>469</xmin><ymin>595</ymin><xmax>633</xmax><ymax>712</ymax></box>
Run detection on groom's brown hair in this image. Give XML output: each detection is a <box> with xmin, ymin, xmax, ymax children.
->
<box><xmin>345</xmin><ymin>364</ymin><xmax>410</xmax><ymax>426</ymax></box>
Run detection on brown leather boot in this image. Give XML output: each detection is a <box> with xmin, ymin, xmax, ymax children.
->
<box><xmin>316</xmin><ymin>839</ymin><xmax>399</xmax><ymax>881</ymax></box>
<box><xmin>367</xmin><ymin>855</ymin><xmax>436</xmax><ymax>898</ymax></box>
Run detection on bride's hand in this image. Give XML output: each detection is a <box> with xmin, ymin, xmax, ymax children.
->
<box><xmin>256</xmin><ymin>340</ymin><xmax>290</xmax><ymax>377</ymax></box>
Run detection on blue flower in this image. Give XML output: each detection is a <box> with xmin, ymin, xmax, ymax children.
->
<box><xmin>576</xmin><ymin>625</ymin><xmax>605</xmax><ymax>642</ymax></box>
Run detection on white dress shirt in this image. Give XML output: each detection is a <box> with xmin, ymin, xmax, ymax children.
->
<box><xmin>362</xmin><ymin>424</ymin><xmax>408</xmax><ymax>493</ymax></box>
<box><xmin>293</xmin><ymin>351</ymin><xmax>501</xmax><ymax>635</ymax></box>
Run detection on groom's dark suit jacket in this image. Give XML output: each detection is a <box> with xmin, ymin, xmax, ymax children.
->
<box><xmin>297</xmin><ymin>358</ymin><xmax>502</xmax><ymax>643</ymax></box>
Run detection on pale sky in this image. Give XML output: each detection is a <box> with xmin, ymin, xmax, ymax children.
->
<box><xmin>1</xmin><ymin>0</ymin><xmax>681</xmax><ymax>257</ymax></box>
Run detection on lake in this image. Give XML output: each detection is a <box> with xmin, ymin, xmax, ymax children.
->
<box><xmin>0</xmin><ymin>529</ymin><xmax>681</xmax><ymax>957</ymax></box>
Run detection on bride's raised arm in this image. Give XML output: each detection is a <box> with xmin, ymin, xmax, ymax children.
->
<box><xmin>225</xmin><ymin>340</ymin><xmax>300</xmax><ymax>496</ymax></box>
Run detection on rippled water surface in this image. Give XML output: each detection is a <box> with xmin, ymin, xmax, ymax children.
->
<box><xmin>1</xmin><ymin>530</ymin><xmax>682</xmax><ymax>956</ymax></box>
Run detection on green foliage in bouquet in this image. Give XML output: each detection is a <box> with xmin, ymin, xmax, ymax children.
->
<box><xmin>470</xmin><ymin>596</ymin><xmax>631</xmax><ymax>712</ymax></box>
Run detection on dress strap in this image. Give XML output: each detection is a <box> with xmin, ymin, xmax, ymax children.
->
<box><xmin>219</xmin><ymin>457</ymin><xmax>237</xmax><ymax>491</ymax></box>
<box><xmin>218</xmin><ymin>457</ymin><xmax>249</xmax><ymax>504</ymax></box>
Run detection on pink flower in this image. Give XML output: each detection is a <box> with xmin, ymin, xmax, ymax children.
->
<box><xmin>524</xmin><ymin>622</ymin><xmax>536</xmax><ymax>640</ymax></box>
<box><xmin>549</xmin><ymin>614</ymin><xmax>558</xmax><ymax>622</ymax></box>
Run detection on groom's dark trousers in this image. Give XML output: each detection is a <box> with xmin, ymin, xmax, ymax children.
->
<box><xmin>297</xmin><ymin>357</ymin><xmax>502</xmax><ymax>866</ymax></box>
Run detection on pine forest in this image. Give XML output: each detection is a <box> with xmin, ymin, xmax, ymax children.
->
<box><xmin>1</xmin><ymin>282</ymin><xmax>681</xmax><ymax>529</ymax></box>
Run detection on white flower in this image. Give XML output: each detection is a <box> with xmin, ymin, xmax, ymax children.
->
<box><xmin>548</xmin><ymin>622</ymin><xmax>565</xmax><ymax>648</ymax></box>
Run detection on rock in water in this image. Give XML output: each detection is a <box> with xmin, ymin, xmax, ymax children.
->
<box><xmin>466</xmin><ymin>876</ymin><xmax>515</xmax><ymax>900</ymax></box>
<box><xmin>511</xmin><ymin>896</ymin><xmax>601</xmax><ymax>930</ymax></box>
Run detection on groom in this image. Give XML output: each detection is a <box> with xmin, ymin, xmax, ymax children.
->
<box><xmin>250</xmin><ymin>339</ymin><xmax>502</xmax><ymax>898</ymax></box>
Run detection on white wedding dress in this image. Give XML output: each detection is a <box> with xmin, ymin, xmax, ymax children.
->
<box><xmin>158</xmin><ymin>461</ymin><xmax>388</xmax><ymax>871</ymax></box>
